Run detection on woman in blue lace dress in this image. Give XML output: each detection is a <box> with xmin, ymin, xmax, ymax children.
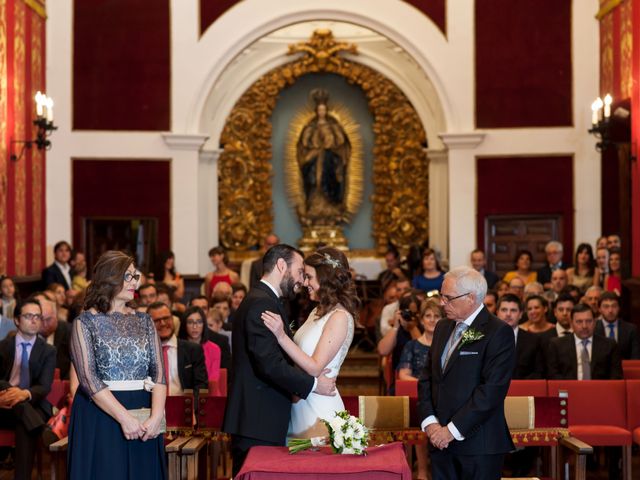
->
<box><xmin>68</xmin><ymin>251</ymin><xmax>167</xmax><ymax>479</ymax></box>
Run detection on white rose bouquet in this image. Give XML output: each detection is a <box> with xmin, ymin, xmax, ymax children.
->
<box><xmin>288</xmin><ymin>410</ymin><xmax>369</xmax><ymax>455</ymax></box>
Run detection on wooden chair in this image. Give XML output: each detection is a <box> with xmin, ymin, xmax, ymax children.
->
<box><xmin>548</xmin><ymin>380</ymin><xmax>632</xmax><ymax>480</ymax></box>
<box><xmin>165</xmin><ymin>393</ymin><xmax>208</xmax><ymax>479</ymax></box>
<box><xmin>196</xmin><ymin>394</ymin><xmax>228</xmax><ymax>478</ymax></box>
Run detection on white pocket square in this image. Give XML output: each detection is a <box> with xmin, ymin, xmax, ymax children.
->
<box><xmin>459</xmin><ymin>351</ymin><xmax>479</xmax><ymax>356</ymax></box>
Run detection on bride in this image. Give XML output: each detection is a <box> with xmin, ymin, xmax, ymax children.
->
<box><xmin>261</xmin><ymin>247</ymin><xmax>359</xmax><ymax>438</ymax></box>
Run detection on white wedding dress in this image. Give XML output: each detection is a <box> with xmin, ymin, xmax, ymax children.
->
<box><xmin>288</xmin><ymin>306</ymin><xmax>354</xmax><ymax>439</ymax></box>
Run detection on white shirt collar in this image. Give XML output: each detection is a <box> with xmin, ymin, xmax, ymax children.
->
<box><xmin>556</xmin><ymin>323</ymin><xmax>572</xmax><ymax>336</ymax></box>
<box><xmin>15</xmin><ymin>332</ymin><xmax>36</xmax><ymax>347</ymax></box>
<box><xmin>602</xmin><ymin>318</ymin><xmax>618</xmax><ymax>328</ymax></box>
<box><xmin>463</xmin><ymin>304</ymin><xmax>485</xmax><ymax>328</ymax></box>
<box><xmin>260</xmin><ymin>279</ymin><xmax>280</xmax><ymax>298</ymax></box>
<box><xmin>54</xmin><ymin>261</ymin><xmax>70</xmax><ymax>273</ymax></box>
<box><xmin>574</xmin><ymin>335</ymin><xmax>593</xmax><ymax>347</ymax></box>
<box><xmin>162</xmin><ymin>334</ymin><xmax>178</xmax><ymax>348</ymax></box>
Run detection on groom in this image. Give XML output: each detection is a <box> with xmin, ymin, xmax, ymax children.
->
<box><xmin>223</xmin><ymin>244</ymin><xmax>336</xmax><ymax>476</ymax></box>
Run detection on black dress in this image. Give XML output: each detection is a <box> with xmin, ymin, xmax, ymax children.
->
<box><xmin>68</xmin><ymin>311</ymin><xmax>167</xmax><ymax>479</ymax></box>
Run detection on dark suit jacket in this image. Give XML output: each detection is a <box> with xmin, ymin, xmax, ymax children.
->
<box><xmin>207</xmin><ymin>328</ymin><xmax>232</xmax><ymax>370</ymax></box>
<box><xmin>595</xmin><ymin>319</ymin><xmax>640</xmax><ymax>360</ymax></box>
<box><xmin>514</xmin><ymin>328</ymin><xmax>544</xmax><ymax>379</ymax></box>
<box><xmin>0</xmin><ymin>336</ymin><xmax>56</xmax><ymax>417</ymax></box>
<box><xmin>176</xmin><ymin>339</ymin><xmax>208</xmax><ymax>392</ymax></box>
<box><xmin>53</xmin><ymin>321</ymin><xmax>71</xmax><ymax>380</ymax></box>
<box><xmin>483</xmin><ymin>270</ymin><xmax>499</xmax><ymax>289</ymax></box>
<box><xmin>418</xmin><ymin>307</ymin><xmax>515</xmax><ymax>455</ymax></box>
<box><xmin>249</xmin><ymin>259</ymin><xmax>262</xmax><ymax>289</ymax></box>
<box><xmin>546</xmin><ymin>333</ymin><xmax>623</xmax><ymax>380</ymax></box>
<box><xmin>536</xmin><ymin>262</ymin><xmax>571</xmax><ymax>287</ymax></box>
<box><xmin>41</xmin><ymin>263</ymin><xmax>70</xmax><ymax>290</ymax></box>
<box><xmin>223</xmin><ymin>282</ymin><xmax>314</xmax><ymax>445</ymax></box>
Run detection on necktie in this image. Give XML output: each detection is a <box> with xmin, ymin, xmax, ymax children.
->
<box><xmin>441</xmin><ymin>322</ymin><xmax>467</xmax><ymax>369</ymax></box>
<box><xmin>608</xmin><ymin>323</ymin><xmax>616</xmax><ymax>340</ymax></box>
<box><xmin>162</xmin><ymin>345</ymin><xmax>170</xmax><ymax>389</ymax></box>
<box><xmin>580</xmin><ymin>339</ymin><xmax>591</xmax><ymax>380</ymax></box>
<box><xmin>19</xmin><ymin>342</ymin><xmax>30</xmax><ymax>389</ymax></box>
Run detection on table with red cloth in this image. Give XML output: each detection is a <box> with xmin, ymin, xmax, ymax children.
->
<box><xmin>235</xmin><ymin>442</ymin><xmax>412</xmax><ymax>480</ymax></box>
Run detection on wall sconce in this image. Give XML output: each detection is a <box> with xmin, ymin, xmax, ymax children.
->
<box><xmin>588</xmin><ymin>93</ymin><xmax>612</xmax><ymax>152</ymax></box>
<box><xmin>9</xmin><ymin>91</ymin><xmax>57</xmax><ymax>162</ymax></box>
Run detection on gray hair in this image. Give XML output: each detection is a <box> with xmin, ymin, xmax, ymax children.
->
<box><xmin>524</xmin><ymin>282</ymin><xmax>544</xmax><ymax>294</ymax></box>
<box><xmin>545</xmin><ymin>241</ymin><xmax>563</xmax><ymax>253</ymax></box>
<box><xmin>444</xmin><ymin>266</ymin><xmax>487</xmax><ymax>304</ymax></box>
<box><xmin>585</xmin><ymin>285</ymin><xmax>603</xmax><ymax>295</ymax></box>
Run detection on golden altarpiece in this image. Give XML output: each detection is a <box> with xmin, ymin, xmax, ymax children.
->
<box><xmin>218</xmin><ymin>29</ymin><xmax>429</xmax><ymax>255</ymax></box>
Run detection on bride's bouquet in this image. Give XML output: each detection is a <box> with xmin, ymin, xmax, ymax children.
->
<box><xmin>288</xmin><ymin>410</ymin><xmax>369</xmax><ymax>455</ymax></box>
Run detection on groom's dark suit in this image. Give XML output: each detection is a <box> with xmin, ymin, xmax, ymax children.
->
<box><xmin>223</xmin><ymin>281</ymin><xmax>314</xmax><ymax>475</ymax></box>
<box><xmin>418</xmin><ymin>306</ymin><xmax>515</xmax><ymax>479</ymax></box>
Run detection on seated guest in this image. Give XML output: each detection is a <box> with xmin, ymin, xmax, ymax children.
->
<box><xmin>581</xmin><ymin>285</ymin><xmax>602</xmax><ymax>316</ymax></box>
<box><xmin>504</xmin><ymin>249</ymin><xmax>537</xmax><ymax>285</ymax></box>
<box><xmin>211</xmin><ymin>292</ymin><xmax>232</xmax><ymax>330</ymax></box>
<box><xmin>137</xmin><ymin>283</ymin><xmax>158</xmax><ymax>307</ymax></box>
<box><xmin>523</xmin><ymin>281</ymin><xmax>544</xmax><ymax>299</ymax></box>
<box><xmin>483</xmin><ymin>290</ymin><xmax>498</xmax><ymax>315</ymax></box>
<box><xmin>230</xmin><ymin>282</ymin><xmax>247</xmax><ymax>313</ymax></box>
<box><xmin>148</xmin><ymin>302</ymin><xmax>208</xmax><ymax>395</ymax></box>
<box><xmin>377</xmin><ymin>292</ymin><xmax>421</xmax><ymax>374</ymax></box>
<box><xmin>156</xmin><ymin>282</ymin><xmax>185</xmax><ymax>314</ymax></box>
<box><xmin>204</xmin><ymin>246</ymin><xmax>240</xmax><ymax>298</ymax></box>
<box><xmin>520</xmin><ymin>295</ymin><xmax>553</xmax><ymax>333</ymax></box>
<box><xmin>496</xmin><ymin>294</ymin><xmax>544</xmax><ymax>379</ymax></box>
<box><xmin>34</xmin><ymin>293</ymin><xmax>71</xmax><ymax>380</ymax></box>
<box><xmin>543</xmin><ymin>294</ymin><xmax>576</xmax><ymax>340</ymax></box>
<box><xmin>188</xmin><ymin>296</ymin><xmax>232</xmax><ymax>370</ymax></box>
<box><xmin>41</xmin><ymin>241</ymin><xmax>73</xmax><ymax>290</ymax></box>
<box><xmin>595</xmin><ymin>292</ymin><xmax>640</xmax><ymax>359</ymax></box>
<box><xmin>508</xmin><ymin>277</ymin><xmax>525</xmax><ymax>300</ymax></box>
<box><xmin>153</xmin><ymin>250</ymin><xmax>185</xmax><ymax>300</ymax></box>
<box><xmin>547</xmin><ymin>303</ymin><xmax>622</xmax><ymax>380</ymax></box>
<box><xmin>379</xmin><ymin>276</ymin><xmax>411</xmax><ymax>338</ymax></box>
<box><xmin>470</xmin><ymin>249</ymin><xmax>499</xmax><ymax>288</ymax></box>
<box><xmin>546</xmin><ymin>269</ymin><xmax>568</xmax><ymax>302</ymax></box>
<box><xmin>178</xmin><ymin>307</ymin><xmax>222</xmax><ymax>384</ymax></box>
<box><xmin>378</xmin><ymin>245</ymin><xmax>409</xmax><ymax>287</ymax></box>
<box><xmin>536</xmin><ymin>241</ymin><xmax>568</xmax><ymax>289</ymax></box>
<box><xmin>69</xmin><ymin>250</ymin><xmax>89</xmax><ymax>292</ymax></box>
<box><xmin>249</xmin><ymin>234</ymin><xmax>280</xmax><ymax>289</ymax></box>
<box><xmin>594</xmin><ymin>246</ymin><xmax>609</xmax><ymax>287</ymax></box>
<box><xmin>607</xmin><ymin>234</ymin><xmax>621</xmax><ymax>250</ymax></box>
<box><xmin>595</xmin><ymin>236</ymin><xmax>608</xmax><ymax>250</ymax></box>
<box><xmin>564</xmin><ymin>285</ymin><xmax>582</xmax><ymax>303</ymax></box>
<box><xmin>207</xmin><ymin>309</ymin><xmax>232</xmax><ymax>351</ymax></box>
<box><xmin>604</xmin><ymin>248</ymin><xmax>622</xmax><ymax>295</ymax></box>
<box><xmin>46</xmin><ymin>283</ymin><xmax>68</xmax><ymax>322</ymax></box>
<box><xmin>1</xmin><ymin>275</ymin><xmax>17</xmax><ymax>319</ymax></box>
<box><xmin>495</xmin><ymin>280</ymin><xmax>509</xmax><ymax>298</ymax></box>
<box><xmin>411</xmin><ymin>248</ymin><xmax>445</xmax><ymax>293</ymax></box>
<box><xmin>0</xmin><ymin>299</ymin><xmax>56</xmax><ymax>480</ymax></box>
<box><xmin>566</xmin><ymin>243</ymin><xmax>595</xmax><ymax>293</ymax></box>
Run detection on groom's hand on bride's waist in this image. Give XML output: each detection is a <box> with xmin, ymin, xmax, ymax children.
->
<box><xmin>314</xmin><ymin>368</ymin><xmax>337</xmax><ymax>396</ymax></box>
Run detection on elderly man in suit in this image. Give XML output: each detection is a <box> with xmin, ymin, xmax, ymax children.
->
<box><xmin>0</xmin><ymin>299</ymin><xmax>56</xmax><ymax>480</ymax></box>
<box><xmin>223</xmin><ymin>244</ymin><xmax>336</xmax><ymax>477</ymax></box>
<box><xmin>537</xmin><ymin>241</ymin><xmax>569</xmax><ymax>290</ymax></box>
<box><xmin>547</xmin><ymin>303</ymin><xmax>622</xmax><ymax>380</ymax></box>
<box><xmin>595</xmin><ymin>292</ymin><xmax>640</xmax><ymax>360</ymax></box>
<box><xmin>148</xmin><ymin>302</ymin><xmax>208</xmax><ymax>394</ymax></box>
<box><xmin>496</xmin><ymin>294</ymin><xmax>544</xmax><ymax>379</ymax></box>
<box><xmin>470</xmin><ymin>249</ymin><xmax>499</xmax><ymax>289</ymax></box>
<box><xmin>418</xmin><ymin>266</ymin><xmax>515</xmax><ymax>480</ymax></box>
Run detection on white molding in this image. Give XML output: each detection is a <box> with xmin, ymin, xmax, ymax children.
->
<box><xmin>162</xmin><ymin>133</ymin><xmax>209</xmax><ymax>151</ymax></box>
<box><xmin>199</xmin><ymin>149</ymin><xmax>222</xmax><ymax>162</ymax></box>
<box><xmin>438</xmin><ymin>132</ymin><xmax>486</xmax><ymax>150</ymax></box>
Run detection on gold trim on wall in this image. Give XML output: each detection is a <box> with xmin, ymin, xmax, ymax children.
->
<box><xmin>218</xmin><ymin>29</ymin><xmax>429</xmax><ymax>252</ymax></box>
<box><xmin>23</xmin><ymin>0</ymin><xmax>46</xmax><ymax>19</ymax></box>
<box><xmin>596</xmin><ymin>0</ymin><xmax>624</xmax><ymax>20</ymax></box>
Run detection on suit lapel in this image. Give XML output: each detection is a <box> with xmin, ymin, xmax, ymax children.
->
<box><xmin>443</xmin><ymin>307</ymin><xmax>489</xmax><ymax>377</ymax></box>
<box><xmin>256</xmin><ymin>281</ymin><xmax>292</xmax><ymax>338</ymax></box>
<box><xmin>435</xmin><ymin>320</ymin><xmax>455</xmax><ymax>376</ymax></box>
<box><xmin>177</xmin><ymin>342</ymin><xmax>185</xmax><ymax>389</ymax></box>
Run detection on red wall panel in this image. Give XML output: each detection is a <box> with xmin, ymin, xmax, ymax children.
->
<box><xmin>403</xmin><ymin>0</ymin><xmax>446</xmax><ymax>35</ymax></box>
<box><xmin>72</xmin><ymin>159</ymin><xmax>171</xmax><ymax>255</ymax></box>
<box><xmin>73</xmin><ymin>0</ymin><xmax>170</xmax><ymax>131</ymax></box>
<box><xmin>475</xmin><ymin>0</ymin><xmax>572</xmax><ymax>128</ymax></box>
<box><xmin>199</xmin><ymin>0</ymin><xmax>240</xmax><ymax>36</ymax></box>
<box><xmin>477</xmin><ymin>156</ymin><xmax>574</xmax><ymax>261</ymax></box>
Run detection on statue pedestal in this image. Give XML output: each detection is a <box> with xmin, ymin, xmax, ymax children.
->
<box><xmin>298</xmin><ymin>225</ymin><xmax>349</xmax><ymax>252</ymax></box>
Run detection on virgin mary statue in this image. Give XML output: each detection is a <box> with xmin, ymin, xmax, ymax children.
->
<box><xmin>297</xmin><ymin>89</ymin><xmax>351</xmax><ymax>225</ymax></box>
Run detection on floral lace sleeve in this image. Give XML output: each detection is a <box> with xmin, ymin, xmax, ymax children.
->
<box><xmin>70</xmin><ymin>312</ymin><xmax>107</xmax><ymax>397</ymax></box>
<box><xmin>143</xmin><ymin>313</ymin><xmax>166</xmax><ymax>385</ymax></box>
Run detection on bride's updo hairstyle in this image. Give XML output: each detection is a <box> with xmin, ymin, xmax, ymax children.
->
<box><xmin>304</xmin><ymin>247</ymin><xmax>360</xmax><ymax>320</ymax></box>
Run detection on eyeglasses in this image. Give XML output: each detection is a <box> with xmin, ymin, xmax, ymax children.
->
<box><xmin>152</xmin><ymin>315</ymin><xmax>173</xmax><ymax>324</ymax></box>
<box><xmin>440</xmin><ymin>292</ymin><xmax>470</xmax><ymax>304</ymax></box>
<box><xmin>124</xmin><ymin>271</ymin><xmax>142</xmax><ymax>282</ymax></box>
<box><xmin>20</xmin><ymin>313</ymin><xmax>42</xmax><ymax>321</ymax></box>
<box><xmin>186</xmin><ymin>320</ymin><xmax>204</xmax><ymax>326</ymax></box>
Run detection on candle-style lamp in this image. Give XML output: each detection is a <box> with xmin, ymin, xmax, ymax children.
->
<box><xmin>588</xmin><ymin>93</ymin><xmax>611</xmax><ymax>152</ymax></box>
<box><xmin>9</xmin><ymin>90</ymin><xmax>57</xmax><ymax>161</ymax></box>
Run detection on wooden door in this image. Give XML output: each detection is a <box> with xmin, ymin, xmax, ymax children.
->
<box><xmin>485</xmin><ymin>215</ymin><xmax>563</xmax><ymax>278</ymax></box>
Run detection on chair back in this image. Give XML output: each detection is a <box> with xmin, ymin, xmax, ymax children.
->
<box><xmin>625</xmin><ymin>380</ymin><xmax>640</xmax><ymax>431</ymax></box>
<box><xmin>218</xmin><ymin>368</ymin><xmax>227</xmax><ymax>396</ymax></box>
<box><xmin>395</xmin><ymin>380</ymin><xmax>418</xmax><ymax>398</ymax></box>
<box><xmin>358</xmin><ymin>396</ymin><xmax>409</xmax><ymax>430</ymax></box>
<box><xmin>504</xmin><ymin>396</ymin><xmax>535</xmax><ymax>430</ymax></box>
<box><xmin>46</xmin><ymin>379</ymin><xmax>70</xmax><ymax>408</ymax></box>
<box><xmin>547</xmin><ymin>380</ymin><xmax>627</xmax><ymax>428</ymax></box>
<box><xmin>165</xmin><ymin>394</ymin><xmax>194</xmax><ymax>430</ymax></box>
<box><xmin>622</xmin><ymin>359</ymin><xmax>640</xmax><ymax>369</ymax></box>
<box><xmin>197</xmin><ymin>395</ymin><xmax>227</xmax><ymax>430</ymax></box>
<box><xmin>508</xmin><ymin>379</ymin><xmax>547</xmax><ymax>397</ymax></box>
<box><xmin>342</xmin><ymin>395</ymin><xmax>359</xmax><ymax>416</ymax></box>
<box><xmin>623</xmin><ymin>367</ymin><xmax>640</xmax><ymax>380</ymax></box>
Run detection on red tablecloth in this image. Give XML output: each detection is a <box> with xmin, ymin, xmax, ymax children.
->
<box><xmin>235</xmin><ymin>442</ymin><xmax>412</xmax><ymax>480</ymax></box>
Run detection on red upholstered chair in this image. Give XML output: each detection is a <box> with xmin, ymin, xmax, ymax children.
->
<box><xmin>626</xmin><ymin>380</ymin><xmax>640</xmax><ymax>446</ymax></box>
<box><xmin>623</xmin><ymin>367</ymin><xmax>640</xmax><ymax>380</ymax></box>
<box><xmin>507</xmin><ymin>379</ymin><xmax>547</xmax><ymax>397</ymax></box>
<box><xmin>622</xmin><ymin>359</ymin><xmax>640</xmax><ymax>369</ymax></box>
<box><xmin>197</xmin><ymin>395</ymin><xmax>228</xmax><ymax>478</ymax></box>
<box><xmin>395</xmin><ymin>379</ymin><xmax>418</xmax><ymax>398</ymax></box>
<box><xmin>342</xmin><ymin>395</ymin><xmax>359</xmax><ymax>416</ymax></box>
<box><xmin>547</xmin><ymin>380</ymin><xmax>632</xmax><ymax>480</ymax></box>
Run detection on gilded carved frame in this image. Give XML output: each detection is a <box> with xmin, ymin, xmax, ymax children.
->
<box><xmin>218</xmin><ymin>29</ymin><xmax>429</xmax><ymax>252</ymax></box>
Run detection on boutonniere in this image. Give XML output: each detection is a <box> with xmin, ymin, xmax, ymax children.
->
<box><xmin>460</xmin><ymin>327</ymin><xmax>484</xmax><ymax>347</ymax></box>
<box><xmin>289</xmin><ymin>320</ymin><xmax>296</xmax><ymax>332</ymax></box>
